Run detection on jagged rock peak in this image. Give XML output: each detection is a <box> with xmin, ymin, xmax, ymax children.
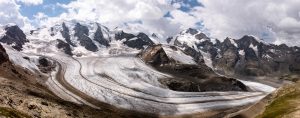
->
<box><xmin>0</xmin><ymin>24</ymin><xmax>28</xmax><ymax>51</ymax></box>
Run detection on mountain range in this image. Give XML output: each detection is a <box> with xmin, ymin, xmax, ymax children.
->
<box><xmin>0</xmin><ymin>20</ymin><xmax>298</xmax><ymax>117</ymax></box>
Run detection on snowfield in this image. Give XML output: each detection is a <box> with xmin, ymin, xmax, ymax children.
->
<box><xmin>162</xmin><ymin>45</ymin><xmax>196</xmax><ymax>65</ymax></box>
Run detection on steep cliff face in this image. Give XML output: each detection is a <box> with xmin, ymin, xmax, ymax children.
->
<box><xmin>0</xmin><ymin>25</ymin><xmax>28</xmax><ymax>51</ymax></box>
<box><xmin>140</xmin><ymin>44</ymin><xmax>249</xmax><ymax>92</ymax></box>
<box><xmin>93</xmin><ymin>24</ymin><xmax>110</xmax><ymax>47</ymax></box>
<box><xmin>56</xmin><ymin>39</ymin><xmax>73</xmax><ymax>56</ymax></box>
<box><xmin>0</xmin><ymin>44</ymin><xmax>9</xmax><ymax>64</ymax></box>
<box><xmin>115</xmin><ymin>31</ymin><xmax>154</xmax><ymax>49</ymax></box>
<box><xmin>74</xmin><ymin>23</ymin><xmax>99</xmax><ymax>52</ymax></box>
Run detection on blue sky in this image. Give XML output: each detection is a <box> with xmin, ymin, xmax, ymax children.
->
<box><xmin>18</xmin><ymin>0</ymin><xmax>73</xmax><ymax>19</ymax></box>
<box><xmin>18</xmin><ymin>0</ymin><xmax>202</xmax><ymax>20</ymax></box>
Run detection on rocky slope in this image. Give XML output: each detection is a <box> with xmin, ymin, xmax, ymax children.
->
<box><xmin>231</xmin><ymin>80</ymin><xmax>300</xmax><ymax>118</ymax></box>
<box><xmin>139</xmin><ymin>44</ymin><xmax>248</xmax><ymax>92</ymax></box>
<box><xmin>0</xmin><ymin>24</ymin><xmax>28</xmax><ymax>51</ymax></box>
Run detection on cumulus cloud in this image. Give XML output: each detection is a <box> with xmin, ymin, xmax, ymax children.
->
<box><xmin>168</xmin><ymin>10</ymin><xmax>198</xmax><ymax>29</ymax></box>
<box><xmin>16</xmin><ymin>0</ymin><xmax>43</xmax><ymax>6</ymax></box>
<box><xmin>195</xmin><ymin>0</ymin><xmax>300</xmax><ymax>46</ymax></box>
<box><xmin>57</xmin><ymin>0</ymin><xmax>173</xmax><ymax>36</ymax></box>
<box><xmin>42</xmin><ymin>0</ymin><xmax>202</xmax><ymax>40</ymax></box>
<box><xmin>34</xmin><ymin>12</ymin><xmax>48</xmax><ymax>19</ymax></box>
<box><xmin>0</xmin><ymin>1</ymin><xmax>30</xmax><ymax>28</ymax></box>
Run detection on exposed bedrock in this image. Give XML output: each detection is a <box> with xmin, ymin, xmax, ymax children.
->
<box><xmin>140</xmin><ymin>44</ymin><xmax>249</xmax><ymax>92</ymax></box>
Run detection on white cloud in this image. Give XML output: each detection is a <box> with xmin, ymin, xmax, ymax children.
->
<box><xmin>195</xmin><ymin>0</ymin><xmax>300</xmax><ymax>46</ymax></box>
<box><xmin>40</xmin><ymin>0</ymin><xmax>202</xmax><ymax>41</ymax></box>
<box><xmin>169</xmin><ymin>10</ymin><xmax>198</xmax><ymax>29</ymax></box>
<box><xmin>59</xmin><ymin>0</ymin><xmax>171</xmax><ymax>26</ymax></box>
<box><xmin>34</xmin><ymin>12</ymin><xmax>48</xmax><ymax>19</ymax></box>
<box><xmin>0</xmin><ymin>0</ymin><xmax>32</xmax><ymax>30</ymax></box>
<box><xmin>16</xmin><ymin>0</ymin><xmax>43</xmax><ymax>6</ymax></box>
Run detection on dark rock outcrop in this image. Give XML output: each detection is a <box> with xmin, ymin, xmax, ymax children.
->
<box><xmin>38</xmin><ymin>57</ymin><xmax>55</xmax><ymax>73</ymax></box>
<box><xmin>115</xmin><ymin>31</ymin><xmax>154</xmax><ymax>49</ymax></box>
<box><xmin>185</xmin><ymin>28</ymin><xmax>199</xmax><ymax>35</ymax></box>
<box><xmin>94</xmin><ymin>24</ymin><xmax>110</xmax><ymax>47</ymax></box>
<box><xmin>60</xmin><ymin>23</ymin><xmax>75</xmax><ymax>47</ymax></box>
<box><xmin>0</xmin><ymin>25</ymin><xmax>28</xmax><ymax>51</ymax></box>
<box><xmin>0</xmin><ymin>44</ymin><xmax>9</xmax><ymax>64</ymax></box>
<box><xmin>166</xmin><ymin>37</ymin><xmax>173</xmax><ymax>43</ymax></box>
<box><xmin>74</xmin><ymin>23</ymin><xmax>98</xmax><ymax>52</ymax></box>
<box><xmin>159</xmin><ymin>76</ymin><xmax>248</xmax><ymax>92</ymax></box>
<box><xmin>56</xmin><ymin>39</ymin><xmax>73</xmax><ymax>55</ymax></box>
<box><xmin>115</xmin><ymin>31</ymin><xmax>136</xmax><ymax>41</ymax></box>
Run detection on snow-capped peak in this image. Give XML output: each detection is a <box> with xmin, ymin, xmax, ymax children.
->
<box><xmin>247</xmin><ymin>35</ymin><xmax>269</xmax><ymax>45</ymax></box>
<box><xmin>3</xmin><ymin>23</ymin><xmax>17</xmax><ymax>28</ymax></box>
<box><xmin>171</xmin><ymin>28</ymin><xmax>210</xmax><ymax>51</ymax></box>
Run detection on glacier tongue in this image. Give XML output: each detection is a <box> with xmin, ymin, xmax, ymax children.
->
<box><xmin>35</xmin><ymin>51</ymin><xmax>274</xmax><ymax>115</ymax></box>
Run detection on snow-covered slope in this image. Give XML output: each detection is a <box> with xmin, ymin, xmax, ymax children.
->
<box><xmin>22</xmin><ymin>20</ymin><xmax>157</xmax><ymax>57</ymax></box>
<box><xmin>24</xmin><ymin>20</ymin><xmax>111</xmax><ymax>56</ymax></box>
<box><xmin>161</xmin><ymin>45</ymin><xmax>196</xmax><ymax>65</ymax></box>
<box><xmin>2</xmin><ymin>44</ymin><xmax>40</xmax><ymax>73</ymax></box>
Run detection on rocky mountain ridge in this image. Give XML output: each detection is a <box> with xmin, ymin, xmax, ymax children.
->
<box><xmin>1</xmin><ymin>22</ymin><xmax>299</xmax><ymax>78</ymax></box>
<box><xmin>170</xmin><ymin>28</ymin><xmax>300</xmax><ymax>77</ymax></box>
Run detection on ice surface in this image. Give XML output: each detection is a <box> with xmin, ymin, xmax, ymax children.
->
<box><xmin>162</xmin><ymin>45</ymin><xmax>196</xmax><ymax>65</ymax></box>
<box><xmin>3</xmin><ymin>45</ymin><xmax>39</xmax><ymax>72</ymax></box>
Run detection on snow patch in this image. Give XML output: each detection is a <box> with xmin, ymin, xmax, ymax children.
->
<box><xmin>210</xmin><ymin>38</ymin><xmax>217</xmax><ymax>44</ymax></box>
<box><xmin>239</xmin><ymin>50</ymin><xmax>245</xmax><ymax>56</ymax></box>
<box><xmin>229</xmin><ymin>38</ymin><xmax>238</xmax><ymax>47</ymax></box>
<box><xmin>162</xmin><ymin>45</ymin><xmax>196</xmax><ymax>65</ymax></box>
<box><xmin>199</xmin><ymin>50</ymin><xmax>213</xmax><ymax>68</ymax></box>
<box><xmin>249</xmin><ymin>43</ymin><xmax>258</xmax><ymax>56</ymax></box>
